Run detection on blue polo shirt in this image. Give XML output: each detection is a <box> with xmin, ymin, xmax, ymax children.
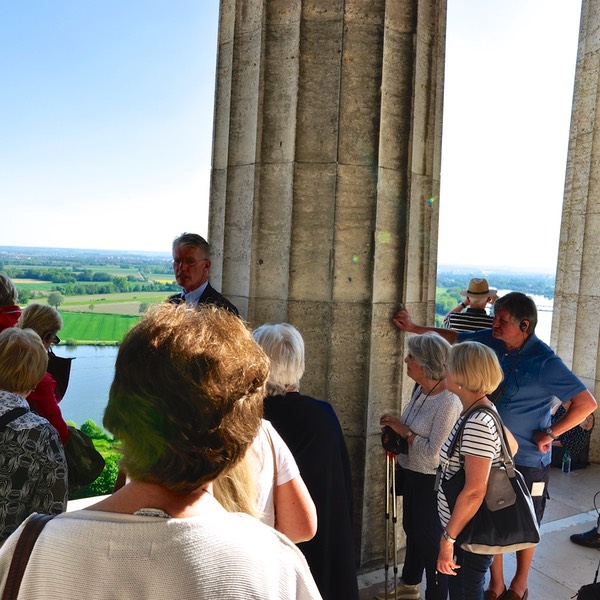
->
<box><xmin>456</xmin><ymin>330</ymin><xmax>586</xmax><ymax>467</ymax></box>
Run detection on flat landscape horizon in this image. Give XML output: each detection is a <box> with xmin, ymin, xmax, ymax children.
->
<box><xmin>1</xmin><ymin>245</ymin><xmax>557</xmax><ymax>276</ymax></box>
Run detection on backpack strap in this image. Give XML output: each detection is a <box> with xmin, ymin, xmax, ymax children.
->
<box><xmin>0</xmin><ymin>407</ymin><xmax>28</xmax><ymax>429</ymax></box>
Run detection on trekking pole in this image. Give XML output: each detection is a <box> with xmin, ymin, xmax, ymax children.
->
<box><xmin>390</xmin><ymin>453</ymin><xmax>398</xmax><ymax>600</ymax></box>
<box><xmin>384</xmin><ymin>450</ymin><xmax>399</xmax><ymax>600</ymax></box>
<box><xmin>384</xmin><ymin>450</ymin><xmax>391</xmax><ymax>600</ymax></box>
<box><xmin>381</xmin><ymin>425</ymin><xmax>402</xmax><ymax>600</ymax></box>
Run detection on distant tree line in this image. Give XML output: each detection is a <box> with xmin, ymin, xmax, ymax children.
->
<box><xmin>435</xmin><ymin>271</ymin><xmax>555</xmax><ymax>327</ymax></box>
<box><xmin>4</xmin><ymin>266</ymin><xmax>145</xmax><ymax>284</ymax></box>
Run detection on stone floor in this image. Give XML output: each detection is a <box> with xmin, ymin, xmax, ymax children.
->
<box><xmin>358</xmin><ymin>463</ymin><xmax>600</xmax><ymax>600</ymax></box>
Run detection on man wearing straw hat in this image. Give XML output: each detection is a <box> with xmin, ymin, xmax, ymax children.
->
<box><xmin>443</xmin><ymin>277</ymin><xmax>497</xmax><ymax>332</ymax></box>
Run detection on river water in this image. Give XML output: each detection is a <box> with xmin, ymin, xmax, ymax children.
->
<box><xmin>58</xmin><ymin>345</ymin><xmax>118</xmax><ymax>428</ymax></box>
<box><xmin>57</xmin><ymin>292</ymin><xmax>554</xmax><ymax>428</ymax></box>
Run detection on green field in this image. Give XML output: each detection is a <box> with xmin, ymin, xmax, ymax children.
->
<box><xmin>13</xmin><ymin>280</ymin><xmax>55</xmax><ymax>291</ymax></box>
<box><xmin>59</xmin><ymin>311</ymin><xmax>140</xmax><ymax>344</ymax></box>
<box><xmin>62</xmin><ymin>291</ymin><xmax>167</xmax><ymax>305</ymax></box>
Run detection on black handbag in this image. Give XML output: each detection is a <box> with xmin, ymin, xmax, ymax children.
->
<box><xmin>46</xmin><ymin>348</ymin><xmax>75</xmax><ymax>401</ymax></box>
<box><xmin>381</xmin><ymin>426</ymin><xmax>408</xmax><ymax>455</ymax></box>
<box><xmin>65</xmin><ymin>426</ymin><xmax>105</xmax><ymax>493</ymax></box>
<box><xmin>438</xmin><ymin>406</ymin><xmax>540</xmax><ymax>554</ymax></box>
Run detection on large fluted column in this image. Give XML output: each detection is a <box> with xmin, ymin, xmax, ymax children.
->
<box><xmin>552</xmin><ymin>0</ymin><xmax>600</xmax><ymax>462</ymax></box>
<box><xmin>209</xmin><ymin>0</ymin><xmax>446</xmax><ymax>565</ymax></box>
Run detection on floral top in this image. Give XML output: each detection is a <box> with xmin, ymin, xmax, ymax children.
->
<box><xmin>0</xmin><ymin>390</ymin><xmax>68</xmax><ymax>542</ymax></box>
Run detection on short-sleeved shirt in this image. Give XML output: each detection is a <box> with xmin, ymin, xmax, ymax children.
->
<box><xmin>456</xmin><ymin>330</ymin><xmax>587</xmax><ymax>467</ymax></box>
<box><xmin>444</xmin><ymin>308</ymin><xmax>494</xmax><ymax>332</ymax></box>
<box><xmin>437</xmin><ymin>409</ymin><xmax>502</xmax><ymax>528</ymax></box>
<box><xmin>250</xmin><ymin>419</ymin><xmax>300</xmax><ymax>527</ymax></box>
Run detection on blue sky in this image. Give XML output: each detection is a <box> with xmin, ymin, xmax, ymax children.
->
<box><xmin>0</xmin><ymin>1</ymin><xmax>582</xmax><ymax>271</ymax></box>
<box><xmin>0</xmin><ymin>1</ymin><xmax>219</xmax><ymax>252</ymax></box>
<box><xmin>439</xmin><ymin>1</ymin><xmax>581</xmax><ymax>272</ymax></box>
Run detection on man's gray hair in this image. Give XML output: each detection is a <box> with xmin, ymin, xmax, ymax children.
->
<box><xmin>252</xmin><ymin>323</ymin><xmax>305</xmax><ymax>396</ymax></box>
<box><xmin>172</xmin><ymin>232</ymin><xmax>210</xmax><ymax>257</ymax></box>
<box><xmin>408</xmin><ymin>332</ymin><xmax>451</xmax><ymax>380</ymax></box>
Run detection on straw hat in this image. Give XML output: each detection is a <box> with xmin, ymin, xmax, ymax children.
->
<box><xmin>460</xmin><ymin>278</ymin><xmax>497</xmax><ymax>298</ymax></box>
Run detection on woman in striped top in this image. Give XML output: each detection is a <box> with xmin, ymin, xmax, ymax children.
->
<box><xmin>436</xmin><ymin>342</ymin><xmax>518</xmax><ymax>600</ymax></box>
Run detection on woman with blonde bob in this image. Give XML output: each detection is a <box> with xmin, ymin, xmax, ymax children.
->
<box><xmin>437</xmin><ymin>342</ymin><xmax>518</xmax><ymax>600</ymax></box>
<box><xmin>0</xmin><ymin>305</ymin><xmax>321</xmax><ymax>599</ymax></box>
<box><xmin>0</xmin><ymin>327</ymin><xmax>67</xmax><ymax>543</ymax></box>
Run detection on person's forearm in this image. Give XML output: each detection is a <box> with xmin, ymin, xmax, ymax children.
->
<box><xmin>552</xmin><ymin>391</ymin><xmax>597</xmax><ymax>437</ymax></box>
<box><xmin>446</xmin><ymin>301</ymin><xmax>467</xmax><ymax>317</ymax></box>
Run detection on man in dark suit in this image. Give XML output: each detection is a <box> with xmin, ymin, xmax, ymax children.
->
<box><xmin>168</xmin><ymin>233</ymin><xmax>239</xmax><ymax>315</ymax></box>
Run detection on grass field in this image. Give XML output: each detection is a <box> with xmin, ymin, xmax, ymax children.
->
<box><xmin>60</xmin><ymin>292</ymin><xmax>167</xmax><ymax>316</ymax></box>
<box><xmin>59</xmin><ymin>311</ymin><xmax>140</xmax><ymax>344</ymax></box>
<box><xmin>13</xmin><ymin>280</ymin><xmax>55</xmax><ymax>291</ymax></box>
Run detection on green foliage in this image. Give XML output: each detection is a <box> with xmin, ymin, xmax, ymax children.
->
<box><xmin>47</xmin><ymin>290</ymin><xmax>64</xmax><ymax>308</ymax></box>
<box><xmin>81</xmin><ymin>419</ymin><xmax>113</xmax><ymax>441</ymax></box>
<box><xmin>67</xmin><ymin>420</ymin><xmax>121</xmax><ymax>500</ymax></box>
<box><xmin>435</xmin><ymin>288</ymin><xmax>461</xmax><ymax>315</ymax></box>
<box><xmin>16</xmin><ymin>287</ymin><xmax>31</xmax><ymax>303</ymax></box>
<box><xmin>437</xmin><ymin>272</ymin><xmax>555</xmax><ymax>300</ymax></box>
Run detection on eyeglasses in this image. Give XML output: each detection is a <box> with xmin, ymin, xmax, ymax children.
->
<box><xmin>172</xmin><ymin>258</ymin><xmax>207</xmax><ymax>268</ymax></box>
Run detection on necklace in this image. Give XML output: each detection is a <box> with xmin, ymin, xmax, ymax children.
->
<box><xmin>422</xmin><ymin>378</ymin><xmax>443</xmax><ymax>397</ymax></box>
<box><xmin>404</xmin><ymin>378</ymin><xmax>444</xmax><ymax>428</ymax></box>
<box><xmin>461</xmin><ymin>395</ymin><xmax>487</xmax><ymax>416</ymax></box>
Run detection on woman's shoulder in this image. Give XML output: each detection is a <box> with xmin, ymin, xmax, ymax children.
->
<box><xmin>434</xmin><ymin>389</ymin><xmax>462</xmax><ymax>411</ymax></box>
<box><xmin>462</xmin><ymin>407</ymin><xmax>502</xmax><ymax>439</ymax></box>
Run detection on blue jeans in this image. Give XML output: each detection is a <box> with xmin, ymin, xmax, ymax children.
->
<box><xmin>448</xmin><ymin>546</ymin><xmax>493</xmax><ymax>600</ymax></box>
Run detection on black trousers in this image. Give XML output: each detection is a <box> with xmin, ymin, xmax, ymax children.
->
<box><xmin>401</xmin><ymin>468</ymin><xmax>448</xmax><ymax>600</ymax></box>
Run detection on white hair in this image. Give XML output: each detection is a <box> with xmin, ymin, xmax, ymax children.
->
<box><xmin>252</xmin><ymin>323</ymin><xmax>305</xmax><ymax>396</ymax></box>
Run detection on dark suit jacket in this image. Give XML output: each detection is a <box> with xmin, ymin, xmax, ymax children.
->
<box><xmin>167</xmin><ymin>282</ymin><xmax>239</xmax><ymax>316</ymax></box>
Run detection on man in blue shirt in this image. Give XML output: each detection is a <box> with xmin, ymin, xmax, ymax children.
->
<box><xmin>393</xmin><ymin>292</ymin><xmax>597</xmax><ymax>600</ymax></box>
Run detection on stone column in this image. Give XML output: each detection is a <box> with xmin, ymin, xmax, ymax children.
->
<box><xmin>210</xmin><ymin>0</ymin><xmax>447</xmax><ymax>566</ymax></box>
<box><xmin>552</xmin><ymin>0</ymin><xmax>600</xmax><ymax>462</ymax></box>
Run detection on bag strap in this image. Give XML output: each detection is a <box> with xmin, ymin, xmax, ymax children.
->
<box><xmin>0</xmin><ymin>407</ymin><xmax>28</xmax><ymax>430</ymax></box>
<box><xmin>447</xmin><ymin>406</ymin><xmax>515</xmax><ymax>476</ymax></box>
<box><xmin>2</xmin><ymin>513</ymin><xmax>55</xmax><ymax>600</ymax></box>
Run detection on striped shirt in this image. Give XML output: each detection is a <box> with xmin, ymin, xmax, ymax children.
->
<box><xmin>444</xmin><ymin>308</ymin><xmax>494</xmax><ymax>332</ymax></box>
<box><xmin>437</xmin><ymin>409</ymin><xmax>503</xmax><ymax>528</ymax></box>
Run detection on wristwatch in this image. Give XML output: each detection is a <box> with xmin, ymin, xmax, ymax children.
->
<box><xmin>442</xmin><ymin>529</ymin><xmax>456</xmax><ymax>543</ymax></box>
<box><xmin>544</xmin><ymin>427</ymin><xmax>557</xmax><ymax>440</ymax></box>
<box><xmin>405</xmin><ymin>429</ymin><xmax>414</xmax><ymax>440</ymax></box>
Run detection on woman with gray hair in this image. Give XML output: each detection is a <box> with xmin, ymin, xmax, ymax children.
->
<box><xmin>253</xmin><ymin>323</ymin><xmax>359</xmax><ymax>600</ymax></box>
<box><xmin>378</xmin><ymin>332</ymin><xmax>462</xmax><ymax>600</ymax></box>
